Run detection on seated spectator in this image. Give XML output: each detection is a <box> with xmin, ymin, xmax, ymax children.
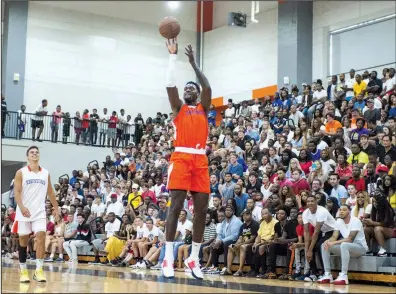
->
<box><xmin>176</xmin><ymin>221</ymin><xmax>193</xmax><ymax>271</ymax></box>
<box><xmin>319</xmin><ymin>204</ymin><xmax>368</xmax><ymax>285</ymax></box>
<box><xmin>353</xmin><ymin>191</ymin><xmax>372</xmax><ymax>220</ymax></box>
<box><xmin>326</xmin><ymin>197</ymin><xmax>340</xmax><ymax>218</ymax></box>
<box><xmin>329</xmin><ymin>173</ymin><xmax>348</xmax><ymax>205</ymax></box>
<box><xmin>106</xmin><ymin>214</ymin><xmax>132</xmax><ymax>264</ymax></box>
<box><xmin>207</xmin><ymin>206</ymin><xmax>242</xmax><ymax>274</ymax></box>
<box><xmin>63</xmin><ymin>213</ymin><xmax>92</xmax><ymax>263</ymax></box>
<box><xmin>136</xmin><ymin>218</ymin><xmax>163</xmax><ymax>269</ymax></box>
<box><xmin>171</xmin><ymin>210</ymin><xmax>193</xmax><ymax>262</ymax></box>
<box><xmin>202</xmin><ymin>210</ymin><xmax>225</xmax><ymax>271</ymax></box>
<box><xmin>128</xmin><ymin>184</ymin><xmax>143</xmax><ymax>210</ymax></box>
<box><xmin>249</xmin><ymin>208</ymin><xmax>278</xmax><ymax>277</ymax></box>
<box><xmin>289</xmin><ymin>212</ymin><xmax>313</xmax><ymax>280</ymax></box>
<box><xmin>129</xmin><ymin>216</ymin><xmax>147</xmax><ymax>267</ymax></box>
<box><xmin>364</xmin><ymin>190</ymin><xmax>395</xmax><ymax>256</ymax></box>
<box><xmin>91</xmin><ymin>212</ymin><xmax>121</xmax><ymax>264</ymax></box>
<box><xmin>335</xmin><ymin>153</ymin><xmax>353</xmax><ymax>184</ymax></box>
<box><xmin>347</xmin><ymin>143</ymin><xmax>369</xmax><ymax>169</ymax></box>
<box><xmin>246</xmin><ymin>198</ymin><xmax>262</xmax><ymax>222</ymax></box>
<box><xmin>345</xmin><ymin>166</ymin><xmax>366</xmax><ymax>192</ymax></box>
<box><xmin>233</xmin><ymin>184</ymin><xmax>249</xmax><ymax>217</ymax></box>
<box><xmin>106</xmin><ymin>193</ymin><xmax>125</xmax><ymax>218</ymax></box>
<box><xmin>221</xmin><ymin>209</ymin><xmax>259</xmax><ymax>276</ymax></box>
<box><xmin>44</xmin><ymin>214</ymin><xmax>65</xmax><ymax>262</ymax></box>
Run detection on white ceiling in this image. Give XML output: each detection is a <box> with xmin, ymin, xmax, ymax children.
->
<box><xmin>34</xmin><ymin>1</ymin><xmax>279</xmax><ymax>31</ymax></box>
<box><xmin>213</xmin><ymin>1</ymin><xmax>278</xmax><ymax>28</ymax></box>
<box><xmin>35</xmin><ymin>1</ymin><xmax>198</xmax><ymax>31</ymax></box>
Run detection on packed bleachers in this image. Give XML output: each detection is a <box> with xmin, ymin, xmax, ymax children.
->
<box><xmin>1</xmin><ymin>66</ymin><xmax>396</xmax><ymax>284</ymax></box>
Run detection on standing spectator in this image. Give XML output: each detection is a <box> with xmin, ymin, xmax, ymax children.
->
<box><xmin>81</xmin><ymin>109</ymin><xmax>90</xmax><ymax>145</ymax></box>
<box><xmin>1</xmin><ymin>95</ymin><xmax>8</xmax><ymax>138</ymax></box>
<box><xmin>73</xmin><ymin>111</ymin><xmax>82</xmax><ymax>145</ymax></box>
<box><xmin>124</xmin><ymin>115</ymin><xmax>134</xmax><ymax>147</ymax></box>
<box><xmin>89</xmin><ymin>108</ymin><xmax>99</xmax><ymax>146</ymax></box>
<box><xmin>319</xmin><ymin>204</ymin><xmax>368</xmax><ymax>285</ymax></box>
<box><xmin>17</xmin><ymin>105</ymin><xmax>27</xmax><ymax>140</ymax></box>
<box><xmin>51</xmin><ymin>105</ymin><xmax>63</xmax><ymax>143</ymax></box>
<box><xmin>62</xmin><ymin>112</ymin><xmax>71</xmax><ymax>144</ymax></box>
<box><xmin>99</xmin><ymin>108</ymin><xmax>109</xmax><ymax>147</ymax></box>
<box><xmin>117</xmin><ymin>109</ymin><xmax>126</xmax><ymax>147</ymax></box>
<box><xmin>108</xmin><ymin>111</ymin><xmax>118</xmax><ymax>148</ymax></box>
<box><xmin>208</xmin><ymin>104</ymin><xmax>217</xmax><ymax>126</ymax></box>
<box><xmin>32</xmin><ymin>99</ymin><xmax>48</xmax><ymax>142</ymax></box>
<box><xmin>134</xmin><ymin>113</ymin><xmax>144</xmax><ymax>145</ymax></box>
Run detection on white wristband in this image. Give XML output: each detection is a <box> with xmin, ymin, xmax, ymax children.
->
<box><xmin>166</xmin><ymin>54</ymin><xmax>177</xmax><ymax>87</ymax></box>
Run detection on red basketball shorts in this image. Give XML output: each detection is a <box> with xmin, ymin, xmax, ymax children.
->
<box><xmin>167</xmin><ymin>152</ymin><xmax>210</xmax><ymax>194</ymax></box>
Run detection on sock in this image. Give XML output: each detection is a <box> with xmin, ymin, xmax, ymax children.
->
<box><xmin>36</xmin><ymin>259</ymin><xmax>44</xmax><ymax>270</ymax></box>
<box><xmin>18</xmin><ymin>246</ymin><xmax>28</xmax><ymax>264</ymax></box>
<box><xmin>50</xmin><ymin>254</ymin><xmax>54</xmax><ymax>259</ymax></box>
<box><xmin>20</xmin><ymin>263</ymin><xmax>27</xmax><ymax>270</ymax></box>
<box><xmin>59</xmin><ymin>254</ymin><xmax>63</xmax><ymax>259</ymax></box>
<box><xmin>165</xmin><ymin>241</ymin><xmax>174</xmax><ymax>261</ymax></box>
<box><xmin>190</xmin><ymin>242</ymin><xmax>201</xmax><ymax>260</ymax></box>
<box><xmin>324</xmin><ymin>271</ymin><xmax>331</xmax><ymax>276</ymax></box>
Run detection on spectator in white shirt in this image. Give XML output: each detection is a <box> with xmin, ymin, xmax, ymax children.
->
<box><xmin>308</xmin><ymin>82</ymin><xmax>328</xmax><ymax>121</ymax></box>
<box><xmin>32</xmin><ymin>99</ymin><xmax>48</xmax><ymax>142</ymax></box>
<box><xmin>17</xmin><ymin>104</ymin><xmax>27</xmax><ymax>140</ymax></box>
<box><xmin>91</xmin><ymin>194</ymin><xmax>106</xmax><ymax>218</ymax></box>
<box><xmin>99</xmin><ymin>108</ymin><xmax>110</xmax><ymax>147</ymax></box>
<box><xmin>116</xmin><ymin>108</ymin><xmax>126</xmax><ymax>147</ymax></box>
<box><xmin>319</xmin><ymin>204</ymin><xmax>368</xmax><ymax>285</ymax></box>
<box><xmin>224</xmin><ymin>101</ymin><xmax>235</xmax><ymax>124</ymax></box>
<box><xmin>106</xmin><ymin>193</ymin><xmax>125</xmax><ymax>218</ymax></box>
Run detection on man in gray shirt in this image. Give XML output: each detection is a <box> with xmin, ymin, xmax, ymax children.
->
<box><xmin>219</xmin><ymin>173</ymin><xmax>236</xmax><ymax>206</ymax></box>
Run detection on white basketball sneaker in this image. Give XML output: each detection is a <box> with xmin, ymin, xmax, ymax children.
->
<box><xmin>161</xmin><ymin>259</ymin><xmax>175</xmax><ymax>278</ymax></box>
<box><xmin>184</xmin><ymin>257</ymin><xmax>203</xmax><ymax>280</ymax></box>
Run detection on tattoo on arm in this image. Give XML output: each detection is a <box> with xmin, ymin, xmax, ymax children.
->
<box><xmin>348</xmin><ymin>230</ymin><xmax>358</xmax><ymax>242</ymax></box>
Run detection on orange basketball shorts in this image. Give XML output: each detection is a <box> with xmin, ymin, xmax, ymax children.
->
<box><xmin>167</xmin><ymin>152</ymin><xmax>210</xmax><ymax>194</ymax></box>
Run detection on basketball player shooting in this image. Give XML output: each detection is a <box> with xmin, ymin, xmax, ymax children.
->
<box><xmin>13</xmin><ymin>146</ymin><xmax>60</xmax><ymax>283</ymax></box>
<box><xmin>162</xmin><ymin>38</ymin><xmax>211</xmax><ymax>280</ymax></box>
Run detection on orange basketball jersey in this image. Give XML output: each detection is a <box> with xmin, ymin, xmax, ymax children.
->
<box><xmin>172</xmin><ymin>103</ymin><xmax>208</xmax><ymax>149</ymax></box>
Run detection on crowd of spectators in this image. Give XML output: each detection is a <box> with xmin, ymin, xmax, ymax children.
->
<box><xmin>1</xmin><ymin>66</ymin><xmax>396</xmax><ymax>285</ymax></box>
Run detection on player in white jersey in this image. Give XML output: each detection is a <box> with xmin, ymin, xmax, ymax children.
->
<box><xmin>12</xmin><ymin>146</ymin><xmax>59</xmax><ymax>283</ymax></box>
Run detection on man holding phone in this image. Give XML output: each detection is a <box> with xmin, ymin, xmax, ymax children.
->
<box><xmin>220</xmin><ymin>209</ymin><xmax>259</xmax><ymax>276</ymax></box>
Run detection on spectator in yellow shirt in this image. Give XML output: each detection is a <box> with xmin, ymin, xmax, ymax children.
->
<box><xmin>249</xmin><ymin>208</ymin><xmax>278</xmax><ymax>277</ymax></box>
<box><xmin>353</xmin><ymin>74</ymin><xmax>367</xmax><ymax>97</ymax></box>
<box><xmin>347</xmin><ymin>143</ymin><xmax>369</xmax><ymax>169</ymax></box>
<box><xmin>128</xmin><ymin>184</ymin><xmax>142</xmax><ymax>209</ymax></box>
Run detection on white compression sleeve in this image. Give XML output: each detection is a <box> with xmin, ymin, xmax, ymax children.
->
<box><xmin>166</xmin><ymin>54</ymin><xmax>177</xmax><ymax>87</ymax></box>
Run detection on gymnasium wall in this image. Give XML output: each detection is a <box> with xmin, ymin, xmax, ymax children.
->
<box><xmin>203</xmin><ymin>7</ymin><xmax>278</xmax><ymax>104</ymax></box>
<box><xmin>312</xmin><ymin>1</ymin><xmax>396</xmax><ymax>82</ymax></box>
<box><xmin>1</xmin><ymin>139</ymin><xmax>111</xmax><ymax>181</ymax></box>
<box><xmin>23</xmin><ymin>3</ymin><xmax>197</xmax><ymax>118</ymax></box>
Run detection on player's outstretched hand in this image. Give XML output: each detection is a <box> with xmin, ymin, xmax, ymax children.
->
<box><xmin>166</xmin><ymin>38</ymin><xmax>178</xmax><ymax>54</ymax></box>
<box><xmin>21</xmin><ymin>206</ymin><xmax>31</xmax><ymax>218</ymax></box>
<box><xmin>185</xmin><ymin>44</ymin><xmax>195</xmax><ymax>63</ymax></box>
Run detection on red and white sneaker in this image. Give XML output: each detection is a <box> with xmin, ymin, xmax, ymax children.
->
<box><xmin>317</xmin><ymin>273</ymin><xmax>333</xmax><ymax>284</ymax></box>
<box><xmin>161</xmin><ymin>259</ymin><xmax>175</xmax><ymax>279</ymax></box>
<box><xmin>333</xmin><ymin>273</ymin><xmax>349</xmax><ymax>285</ymax></box>
<box><xmin>185</xmin><ymin>257</ymin><xmax>203</xmax><ymax>280</ymax></box>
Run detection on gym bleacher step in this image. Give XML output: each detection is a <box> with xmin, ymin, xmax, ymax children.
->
<box><xmin>377</xmin><ymin>266</ymin><xmax>396</xmax><ymax>274</ymax></box>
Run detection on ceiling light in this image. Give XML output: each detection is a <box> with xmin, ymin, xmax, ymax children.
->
<box><xmin>167</xmin><ymin>1</ymin><xmax>180</xmax><ymax>10</ymax></box>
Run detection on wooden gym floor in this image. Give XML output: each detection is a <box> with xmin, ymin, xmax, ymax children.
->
<box><xmin>1</xmin><ymin>260</ymin><xmax>395</xmax><ymax>293</ymax></box>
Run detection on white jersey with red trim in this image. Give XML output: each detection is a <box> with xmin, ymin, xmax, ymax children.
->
<box><xmin>15</xmin><ymin>166</ymin><xmax>49</xmax><ymax>222</ymax></box>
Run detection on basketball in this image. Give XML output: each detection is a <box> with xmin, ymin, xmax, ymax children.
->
<box><xmin>159</xmin><ymin>16</ymin><xmax>181</xmax><ymax>39</ymax></box>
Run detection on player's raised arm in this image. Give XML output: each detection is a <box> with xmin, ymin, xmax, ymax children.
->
<box><xmin>165</xmin><ymin>38</ymin><xmax>182</xmax><ymax>114</ymax></box>
<box><xmin>185</xmin><ymin>44</ymin><xmax>212</xmax><ymax>112</ymax></box>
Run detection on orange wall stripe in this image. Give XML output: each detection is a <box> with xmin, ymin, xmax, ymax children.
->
<box><xmin>197</xmin><ymin>1</ymin><xmax>214</xmax><ymax>33</ymax></box>
<box><xmin>211</xmin><ymin>96</ymin><xmax>223</xmax><ymax>107</ymax></box>
<box><xmin>252</xmin><ymin>85</ymin><xmax>278</xmax><ymax>99</ymax></box>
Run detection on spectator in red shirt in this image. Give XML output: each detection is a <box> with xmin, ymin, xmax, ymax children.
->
<box><xmin>141</xmin><ymin>184</ymin><xmax>156</xmax><ymax>204</ymax></box>
<box><xmin>291</xmin><ymin>170</ymin><xmax>310</xmax><ymax>195</ymax></box>
<box><xmin>276</xmin><ymin>168</ymin><xmax>293</xmax><ymax>188</ymax></box>
<box><xmin>82</xmin><ymin>109</ymin><xmax>90</xmax><ymax>145</ymax></box>
<box><xmin>51</xmin><ymin>105</ymin><xmax>63</xmax><ymax>143</ymax></box>
<box><xmin>107</xmin><ymin>111</ymin><xmax>118</xmax><ymax>148</ymax></box>
<box><xmin>345</xmin><ymin>165</ymin><xmax>365</xmax><ymax>191</ymax></box>
<box><xmin>335</xmin><ymin>153</ymin><xmax>353</xmax><ymax>184</ymax></box>
<box><xmin>7</xmin><ymin>207</ymin><xmax>16</xmax><ymax>222</ymax></box>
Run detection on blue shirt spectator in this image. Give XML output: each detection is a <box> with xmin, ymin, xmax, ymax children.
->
<box><xmin>208</xmin><ymin>109</ymin><xmax>217</xmax><ymax>126</ymax></box>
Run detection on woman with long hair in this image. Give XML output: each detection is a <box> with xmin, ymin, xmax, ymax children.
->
<box><xmin>290</xmin><ymin>127</ymin><xmax>306</xmax><ymax>150</ymax></box>
<box><xmin>298</xmin><ymin>149</ymin><xmax>312</xmax><ymax>175</ymax></box>
<box><xmin>353</xmin><ymin>191</ymin><xmax>372</xmax><ymax>220</ymax></box>
<box><xmin>286</xmin><ymin>158</ymin><xmax>306</xmax><ymax>179</ymax></box>
<box><xmin>260</xmin><ymin>173</ymin><xmax>272</xmax><ymax>202</ymax></box>
<box><xmin>312</xmin><ymin>118</ymin><xmax>323</xmax><ymax>135</ymax></box>
<box><xmin>296</xmin><ymin>190</ymin><xmax>309</xmax><ymax>212</ymax></box>
<box><xmin>364</xmin><ymin>190</ymin><xmax>395</xmax><ymax>256</ymax></box>
<box><xmin>326</xmin><ymin>197</ymin><xmax>340</xmax><ymax>218</ymax></box>
<box><xmin>308</xmin><ymin>161</ymin><xmax>328</xmax><ymax>184</ymax></box>
<box><xmin>44</xmin><ymin>214</ymin><xmax>65</xmax><ymax>262</ymax></box>
<box><xmin>279</xmin><ymin>186</ymin><xmax>295</xmax><ymax>204</ymax></box>
<box><xmin>382</xmin><ymin>174</ymin><xmax>396</xmax><ymax>209</ymax></box>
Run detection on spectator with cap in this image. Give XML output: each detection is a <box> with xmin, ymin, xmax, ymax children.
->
<box><xmin>128</xmin><ymin>184</ymin><xmax>142</xmax><ymax>210</ymax></box>
<box><xmin>106</xmin><ymin>193</ymin><xmax>125</xmax><ymax>218</ymax></box>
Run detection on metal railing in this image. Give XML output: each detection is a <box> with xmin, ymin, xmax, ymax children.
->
<box><xmin>2</xmin><ymin>111</ymin><xmax>141</xmax><ymax>147</ymax></box>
